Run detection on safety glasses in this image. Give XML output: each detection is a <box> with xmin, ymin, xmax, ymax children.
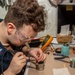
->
<box><xmin>16</xmin><ymin>30</ymin><xmax>34</xmax><ymax>42</ymax></box>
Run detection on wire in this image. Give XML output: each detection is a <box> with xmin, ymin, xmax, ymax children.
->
<box><xmin>48</xmin><ymin>0</ymin><xmax>57</xmax><ymax>7</ymax></box>
<box><xmin>1</xmin><ymin>50</ymin><xmax>15</xmax><ymax>75</ymax></box>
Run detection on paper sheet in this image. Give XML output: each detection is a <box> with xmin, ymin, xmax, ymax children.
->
<box><xmin>60</xmin><ymin>25</ymin><xmax>70</xmax><ymax>35</ymax></box>
<box><xmin>53</xmin><ymin>68</ymin><xmax>70</xmax><ymax>75</ymax></box>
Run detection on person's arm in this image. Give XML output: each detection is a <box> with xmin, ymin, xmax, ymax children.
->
<box><xmin>22</xmin><ymin>46</ymin><xmax>29</xmax><ymax>53</ymax></box>
<box><xmin>1</xmin><ymin>70</ymin><xmax>15</xmax><ymax>75</ymax></box>
<box><xmin>3</xmin><ymin>69</ymin><xmax>16</xmax><ymax>75</ymax></box>
<box><xmin>1</xmin><ymin>52</ymin><xmax>28</xmax><ymax>75</ymax></box>
<box><xmin>22</xmin><ymin>46</ymin><xmax>46</xmax><ymax>62</ymax></box>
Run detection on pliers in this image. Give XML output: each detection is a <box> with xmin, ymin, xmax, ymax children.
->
<box><xmin>53</xmin><ymin>53</ymin><xmax>70</xmax><ymax>63</ymax></box>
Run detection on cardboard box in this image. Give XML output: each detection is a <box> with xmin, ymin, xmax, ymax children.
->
<box><xmin>57</xmin><ymin>34</ymin><xmax>72</xmax><ymax>43</ymax></box>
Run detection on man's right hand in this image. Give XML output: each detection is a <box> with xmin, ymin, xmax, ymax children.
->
<box><xmin>5</xmin><ymin>52</ymin><xmax>28</xmax><ymax>75</ymax></box>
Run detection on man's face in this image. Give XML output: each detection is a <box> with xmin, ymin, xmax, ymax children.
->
<box><xmin>8</xmin><ymin>24</ymin><xmax>37</xmax><ymax>46</ymax></box>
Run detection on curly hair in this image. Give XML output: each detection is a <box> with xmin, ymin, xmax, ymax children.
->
<box><xmin>4</xmin><ymin>0</ymin><xmax>45</xmax><ymax>32</ymax></box>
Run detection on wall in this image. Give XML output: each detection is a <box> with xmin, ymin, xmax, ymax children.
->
<box><xmin>0</xmin><ymin>7</ymin><xmax>7</xmax><ymax>19</ymax></box>
<box><xmin>37</xmin><ymin>0</ymin><xmax>58</xmax><ymax>37</ymax></box>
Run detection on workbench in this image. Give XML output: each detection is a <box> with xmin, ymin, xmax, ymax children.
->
<box><xmin>24</xmin><ymin>38</ymin><xmax>75</xmax><ymax>75</ymax></box>
<box><xmin>24</xmin><ymin>50</ymin><xmax>75</xmax><ymax>75</ymax></box>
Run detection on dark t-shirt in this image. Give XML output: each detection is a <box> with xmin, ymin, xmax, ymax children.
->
<box><xmin>0</xmin><ymin>42</ymin><xmax>26</xmax><ymax>75</ymax></box>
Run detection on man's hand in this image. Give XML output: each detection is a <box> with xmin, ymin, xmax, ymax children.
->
<box><xmin>6</xmin><ymin>52</ymin><xmax>28</xmax><ymax>75</ymax></box>
<box><xmin>29</xmin><ymin>48</ymin><xmax>46</xmax><ymax>62</ymax></box>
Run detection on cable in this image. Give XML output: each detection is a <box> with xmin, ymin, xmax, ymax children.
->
<box><xmin>48</xmin><ymin>0</ymin><xmax>57</xmax><ymax>7</ymax></box>
<box><xmin>1</xmin><ymin>50</ymin><xmax>15</xmax><ymax>75</ymax></box>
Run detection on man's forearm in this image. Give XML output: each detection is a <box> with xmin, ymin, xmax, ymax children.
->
<box><xmin>3</xmin><ymin>69</ymin><xmax>16</xmax><ymax>75</ymax></box>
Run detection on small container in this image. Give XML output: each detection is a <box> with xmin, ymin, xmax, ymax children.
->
<box><xmin>70</xmin><ymin>58</ymin><xmax>75</xmax><ymax>68</ymax></box>
<box><xmin>36</xmin><ymin>61</ymin><xmax>44</xmax><ymax>71</ymax></box>
<box><xmin>61</xmin><ymin>43</ymin><xmax>70</xmax><ymax>56</ymax></box>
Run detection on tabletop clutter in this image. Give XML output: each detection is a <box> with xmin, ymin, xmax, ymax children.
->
<box><xmin>28</xmin><ymin>33</ymin><xmax>75</xmax><ymax>73</ymax></box>
<box><xmin>53</xmin><ymin>41</ymin><xmax>75</xmax><ymax>67</ymax></box>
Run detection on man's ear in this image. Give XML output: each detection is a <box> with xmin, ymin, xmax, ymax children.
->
<box><xmin>7</xmin><ymin>23</ymin><xmax>16</xmax><ymax>35</ymax></box>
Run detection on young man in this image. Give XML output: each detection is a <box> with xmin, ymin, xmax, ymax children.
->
<box><xmin>0</xmin><ymin>0</ymin><xmax>46</xmax><ymax>75</ymax></box>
